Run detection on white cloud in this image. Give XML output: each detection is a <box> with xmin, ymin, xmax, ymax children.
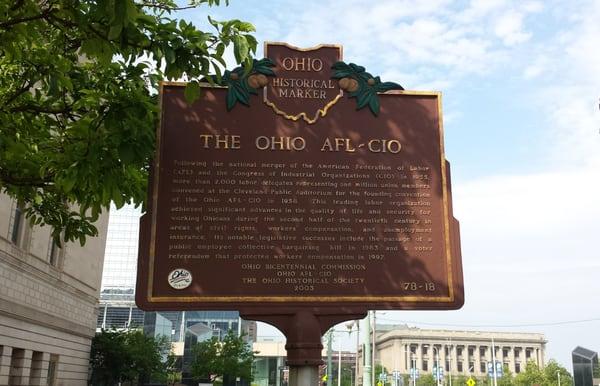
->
<box><xmin>494</xmin><ymin>10</ymin><xmax>531</xmax><ymax>45</ymax></box>
<box><xmin>521</xmin><ymin>1</ymin><xmax>600</xmax><ymax>168</ymax></box>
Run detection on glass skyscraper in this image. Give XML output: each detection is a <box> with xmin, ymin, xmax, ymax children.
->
<box><xmin>100</xmin><ymin>203</ymin><xmax>140</xmax><ymax>293</ymax></box>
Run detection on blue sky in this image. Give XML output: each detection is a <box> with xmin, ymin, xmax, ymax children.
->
<box><xmin>177</xmin><ymin>0</ymin><xmax>600</xmax><ymax>369</ymax></box>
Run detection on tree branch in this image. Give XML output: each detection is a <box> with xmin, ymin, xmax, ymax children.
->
<box><xmin>138</xmin><ymin>1</ymin><xmax>197</xmax><ymax>11</ymax></box>
<box><xmin>1</xmin><ymin>80</ymin><xmax>34</xmax><ymax>106</ymax></box>
<box><xmin>0</xmin><ymin>169</ymin><xmax>54</xmax><ymax>188</ymax></box>
<box><xmin>0</xmin><ymin>8</ymin><xmax>54</xmax><ymax>29</ymax></box>
<box><xmin>9</xmin><ymin>103</ymin><xmax>73</xmax><ymax>114</ymax></box>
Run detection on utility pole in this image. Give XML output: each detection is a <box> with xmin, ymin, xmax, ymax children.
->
<box><xmin>363</xmin><ymin>314</ymin><xmax>372</xmax><ymax>386</ymax></box>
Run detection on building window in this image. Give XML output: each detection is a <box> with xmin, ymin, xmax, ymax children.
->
<box><xmin>480</xmin><ymin>362</ymin><xmax>486</xmax><ymax>373</ymax></box>
<box><xmin>422</xmin><ymin>346</ymin><xmax>428</xmax><ymax>355</ymax></box>
<box><xmin>30</xmin><ymin>351</ymin><xmax>44</xmax><ymax>384</ymax></box>
<box><xmin>47</xmin><ymin>354</ymin><xmax>59</xmax><ymax>386</ymax></box>
<box><xmin>48</xmin><ymin>238</ymin><xmax>61</xmax><ymax>267</ymax></box>
<box><xmin>468</xmin><ymin>347</ymin><xmax>474</xmax><ymax>357</ymax></box>
<box><xmin>422</xmin><ymin>360</ymin><xmax>428</xmax><ymax>371</ymax></box>
<box><xmin>10</xmin><ymin>206</ymin><xmax>23</xmax><ymax>243</ymax></box>
<box><xmin>445</xmin><ymin>361</ymin><xmax>450</xmax><ymax>372</ymax></box>
<box><xmin>503</xmin><ymin>348</ymin><xmax>509</xmax><ymax>357</ymax></box>
<box><xmin>480</xmin><ymin>347</ymin><xmax>486</xmax><ymax>357</ymax></box>
<box><xmin>515</xmin><ymin>362</ymin><xmax>521</xmax><ymax>373</ymax></box>
<box><xmin>457</xmin><ymin>346</ymin><xmax>463</xmax><ymax>357</ymax></box>
<box><xmin>457</xmin><ymin>361</ymin><xmax>463</xmax><ymax>372</ymax></box>
<box><xmin>9</xmin><ymin>348</ymin><xmax>25</xmax><ymax>386</ymax></box>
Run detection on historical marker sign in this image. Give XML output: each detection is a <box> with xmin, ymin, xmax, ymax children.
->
<box><xmin>136</xmin><ymin>42</ymin><xmax>464</xmax><ymax>312</ymax></box>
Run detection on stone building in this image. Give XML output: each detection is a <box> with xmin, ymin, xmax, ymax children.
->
<box><xmin>0</xmin><ymin>193</ymin><xmax>109</xmax><ymax>385</ymax></box>
<box><xmin>362</xmin><ymin>324</ymin><xmax>546</xmax><ymax>381</ymax></box>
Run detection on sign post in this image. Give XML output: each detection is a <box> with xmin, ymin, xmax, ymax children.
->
<box><xmin>136</xmin><ymin>42</ymin><xmax>464</xmax><ymax>386</ymax></box>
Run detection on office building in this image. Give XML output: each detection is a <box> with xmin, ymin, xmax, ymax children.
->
<box><xmin>0</xmin><ymin>193</ymin><xmax>109</xmax><ymax>385</ymax></box>
<box><xmin>359</xmin><ymin>324</ymin><xmax>546</xmax><ymax>382</ymax></box>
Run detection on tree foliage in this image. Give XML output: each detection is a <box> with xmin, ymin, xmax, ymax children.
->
<box><xmin>89</xmin><ymin>328</ymin><xmax>171</xmax><ymax>386</ymax></box>
<box><xmin>510</xmin><ymin>360</ymin><xmax>572</xmax><ymax>386</ymax></box>
<box><xmin>190</xmin><ymin>330</ymin><xmax>255</xmax><ymax>383</ymax></box>
<box><xmin>0</xmin><ymin>0</ymin><xmax>256</xmax><ymax>245</ymax></box>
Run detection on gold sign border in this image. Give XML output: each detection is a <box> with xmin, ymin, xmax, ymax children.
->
<box><xmin>147</xmin><ymin>83</ymin><xmax>455</xmax><ymax>304</ymax></box>
<box><xmin>263</xmin><ymin>41</ymin><xmax>344</xmax><ymax>124</ymax></box>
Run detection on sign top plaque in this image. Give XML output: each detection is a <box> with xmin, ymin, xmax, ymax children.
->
<box><xmin>263</xmin><ymin>42</ymin><xmax>343</xmax><ymax>124</ymax></box>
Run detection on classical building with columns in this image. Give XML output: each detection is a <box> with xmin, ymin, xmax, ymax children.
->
<box><xmin>360</xmin><ymin>324</ymin><xmax>546</xmax><ymax>381</ymax></box>
<box><xmin>0</xmin><ymin>193</ymin><xmax>109</xmax><ymax>385</ymax></box>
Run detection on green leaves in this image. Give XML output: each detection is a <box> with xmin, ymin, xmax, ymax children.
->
<box><xmin>190</xmin><ymin>330</ymin><xmax>254</xmax><ymax>383</ymax></box>
<box><xmin>331</xmin><ymin>61</ymin><xmax>404</xmax><ymax>116</ymax></box>
<box><xmin>90</xmin><ymin>329</ymin><xmax>171</xmax><ymax>386</ymax></box>
<box><xmin>184</xmin><ymin>80</ymin><xmax>202</xmax><ymax>104</ymax></box>
<box><xmin>222</xmin><ymin>58</ymin><xmax>275</xmax><ymax>110</ymax></box>
<box><xmin>0</xmin><ymin>0</ymin><xmax>257</xmax><ymax>245</ymax></box>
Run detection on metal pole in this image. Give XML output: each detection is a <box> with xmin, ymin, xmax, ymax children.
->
<box><xmin>355</xmin><ymin>322</ymin><xmax>360</xmax><ymax>386</ymax></box>
<box><xmin>557</xmin><ymin>370</ymin><xmax>561</xmax><ymax>386</ymax></box>
<box><xmin>338</xmin><ymin>342</ymin><xmax>342</xmax><ymax>386</ymax></box>
<box><xmin>412</xmin><ymin>356</ymin><xmax>416</xmax><ymax>386</ymax></box>
<box><xmin>372</xmin><ymin>312</ymin><xmax>376</xmax><ymax>386</ymax></box>
<box><xmin>327</xmin><ymin>331</ymin><xmax>333</xmax><ymax>386</ymax></box>
<box><xmin>364</xmin><ymin>314</ymin><xmax>372</xmax><ymax>386</ymax></box>
<box><xmin>290</xmin><ymin>367</ymin><xmax>319</xmax><ymax>386</ymax></box>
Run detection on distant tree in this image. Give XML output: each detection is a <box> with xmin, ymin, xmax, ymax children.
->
<box><xmin>164</xmin><ymin>353</ymin><xmax>182</xmax><ymax>386</ymax></box>
<box><xmin>190</xmin><ymin>330</ymin><xmax>254</xmax><ymax>384</ymax></box>
<box><xmin>452</xmin><ymin>374</ymin><xmax>470</xmax><ymax>386</ymax></box>
<box><xmin>125</xmin><ymin>330</ymin><xmax>171</xmax><ymax>385</ymax></box>
<box><xmin>374</xmin><ymin>363</ymin><xmax>390</xmax><ymax>386</ymax></box>
<box><xmin>89</xmin><ymin>329</ymin><xmax>130</xmax><ymax>385</ymax></box>
<box><xmin>89</xmin><ymin>329</ymin><xmax>170</xmax><ymax>385</ymax></box>
<box><xmin>340</xmin><ymin>363</ymin><xmax>354</xmax><ymax>386</ymax></box>
<box><xmin>542</xmin><ymin>360</ymin><xmax>573</xmax><ymax>386</ymax></box>
<box><xmin>514</xmin><ymin>362</ymin><xmax>545</xmax><ymax>386</ymax></box>
<box><xmin>416</xmin><ymin>374</ymin><xmax>436</xmax><ymax>386</ymax></box>
<box><xmin>497</xmin><ymin>364</ymin><xmax>514</xmax><ymax>386</ymax></box>
<box><xmin>593</xmin><ymin>363</ymin><xmax>600</xmax><ymax>379</ymax></box>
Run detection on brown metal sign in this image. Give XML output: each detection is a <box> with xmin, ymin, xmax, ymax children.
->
<box><xmin>136</xmin><ymin>43</ymin><xmax>464</xmax><ymax>312</ymax></box>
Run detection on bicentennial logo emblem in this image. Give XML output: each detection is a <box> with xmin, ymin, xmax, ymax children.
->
<box><xmin>168</xmin><ymin>269</ymin><xmax>192</xmax><ymax>289</ymax></box>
